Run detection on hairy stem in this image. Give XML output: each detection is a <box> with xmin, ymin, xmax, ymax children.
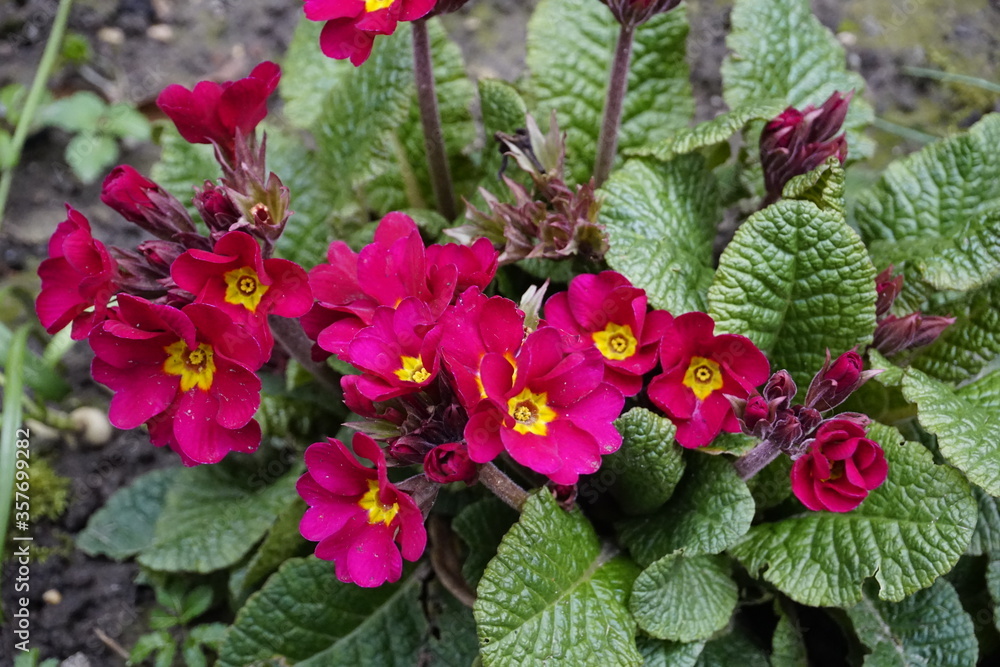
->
<box><xmin>411</xmin><ymin>19</ymin><xmax>457</xmax><ymax>221</ymax></box>
<box><xmin>479</xmin><ymin>462</ymin><xmax>529</xmax><ymax>511</ymax></box>
<box><xmin>733</xmin><ymin>439</ymin><xmax>782</xmax><ymax>481</ymax></box>
<box><xmin>268</xmin><ymin>316</ymin><xmax>343</xmax><ymax>399</ymax></box>
<box><xmin>0</xmin><ymin>0</ymin><xmax>75</xmax><ymax>232</ymax></box>
<box><xmin>593</xmin><ymin>21</ymin><xmax>635</xmax><ymax>188</ymax></box>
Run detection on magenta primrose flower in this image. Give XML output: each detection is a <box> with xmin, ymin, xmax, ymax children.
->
<box><xmin>156</xmin><ymin>61</ymin><xmax>280</xmax><ymax>157</ymax></box>
<box><xmin>36</xmin><ymin>205</ymin><xmax>119</xmax><ymax>340</ymax></box>
<box><xmin>304</xmin><ymin>0</ymin><xmax>436</xmax><ymax>66</ymax></box>
<box><xmin>345</xmin><ymin>298</ymin><xmax>444</xmax><ymax>402</ymax></box>
<box><xmin>790</xmin><ymin>419</ymin><xmax>888</xmax><ymax>512</ymax></box>
<box><xmin>465</xmin><ymin>326</ymin><xmax>625</xmax><ymax>485</ymax></box>
<box><xmin>297</xmin><ymin>433</ymin><xmax>427</xmax><ymax>587</ymax></box>
<box><xmin>171</xmin><ymin>230</ymin><xmax>312</xmax><ymax>356</ymax></box>
<box><xmin>648</xmin><ymin>312</ymin><xmax>770</xmax><ymax>448</ymax></box>
<box><xmin>89</xmin><ymin>295</ymin><xmax>264</xmax><ymax>465</ymax></box>
<box><xmin>544</xmin><ymin>270</ymin><xmax>672</xmax><ymax>397</ymax></box>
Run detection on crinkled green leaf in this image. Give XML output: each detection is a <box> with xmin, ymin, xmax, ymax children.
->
<box><xmin>909</xmin><ymin>281</ymin><xmax>1000</xmax><ymax>384</ymax></box>
<box><xmin>280</xmin><ymin>18</ymin><xmax>350</xmax><ymax>129</ymax></box>
<box><xmin>77</xmin><ymin>467</ymin><xmax>181</xmax><ymax>560</ymax></box>
<box><xmin>637</xmin><ymin>637</ymin><xmax>705</xmax><ymax>667</ymax></box>
<box><xmin>903</xmin><ymin>366</ymin><xmax>1000</xmax><ymax>497</ymax></box>
<box><xmin>847</xmin><ymin>579</ymin><xmax>977</xmax><ymax>667</ymax></box>
<box><xmin>66</xmin><ymin>132</ymin><xmax>118</xmax><ymax>184</ymax></box>
<box><xmin>218</xmin><ymin>558</ymin><xmax>423</xmax><ymax>667</ymax></box>
<box><xmin>693</xmin><ymin>629</ymin><xmax>770</xmax><ymax>667</ymax></box>
<box><xmin>607</xmin><ymin>407</ymin><xmax>685</xmax><ymax>515</ymax></box>
<box><xmin>628</xmin><ymin>101</ymin><xmax>785</xmax><ymax>162</ymax></box>
<box><xmin>782</xmin><ymin>156</ymin><xmax>845</xmax><ymax>214</ymax></box>
<box><xmin>630</xmin><ymin>554</ymin><xmax>738</xmax><ymax>643</ymax></box>
<box><xmin>479</xmin><ymin>78</ymin><xmax>528</xmax><ymax>179</ymax></box>
<box><xmin>746</xmin><ymin>455</ymin><xmax>793</xmax><ymax>512</ymax></box>
<box><xmin>732</xmin><ymin>423</ymin><xmax>976</xmax><ymax>607</ymax></box>
<box><xmin>722</xmin><ymin>0</ymin><xmax>874</xmax><ymax>157</ymax></box>
<box><xmin>600</xmin><ymin>155</ymin><xmax>718</xmax><ymax>314</ymax></box>
<box><xmin>771</xmin><ymin>606</ymin><xmax>808</xmax><ymax>667</ymax></box>
<box><xmin>957</xmin><ymin>370</ymin><xmax>1000</xmax><ymax>411</ymax></box>
<box><xmin>138</xmin><ymin>462</ymin><xmax>299</xmax><ymax>573</ymax></box>
<box><xmin>708</xmin><ymin>198</ymin><xmax>877</xmax><ymax>387</ymax></box>
<box><xmin>527</xmin><ymin>0</ymin><xmax>692</xmax><ymax>183</ymax></box>
<box><xmin>618</xmin><ymin>454</ymin><xmax>754</xmax><ymax>568</ymax></box>
<box><xmin>856</xmin><ymin>114</ymin><xmax>1000</xmax><ymax>292</ymax></box>
<box><xmin>452</xmin><ymin>496</ymin><xmax>519</xmax><ymax>587</ymax></box>
<box><xmin>987</xmin><ymin>558</ymin><xmax>1000</xmax><ymax>634</ymax></box>
<box><xmin>475</xmin><ymin>492</ymin><xmax>642</xmax><ymax>667</ymax></box>
<box><xmin>967</xmin><ymin>487</ymin><xmax>1000</xmax><ymax>557</ymax></box>
<box><xmin>228</xmin><ymin>498</ymin><xmax>311</xmax><ymax>606</ymax></box>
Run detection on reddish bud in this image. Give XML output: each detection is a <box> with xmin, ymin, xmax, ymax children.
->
<box><xmin>874</xmin><ymin>313</ymin><xmax>955</xmax><ymax>356</ymax></box>
<box><xmin>875</xmin><ymin>265</ymin><xmax>904</xmax><ymax>318</ymax></box>
<box><xmin>194</xmin><ymin>181</ymin><xmax>241</xmax><ymax>233</ymax></box>
<box><xmin>423</xmin><ymin>442</ymin><xmax>478</xmax><ymax>485</ymax></box>
<box><xmin>600</xmin><ymin>0</ymin><xmax>682</xmax><ymax>27</ymax></box>
<box><xmin>101</xmin><ymin>166</ymin><xmax>200</xmax><ymax>244</ymax></box>
<box><xmin>805</xmin><ymin>348</ymin><xmax>880</xmax><ymax>412</ymax></box>
<box><xmin>762</xmin><ymin>370</ymin><xmax>797</xmax><ymax>409</ymax></box>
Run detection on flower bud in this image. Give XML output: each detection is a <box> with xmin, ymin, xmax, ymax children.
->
<box><xmin>600</xmin><ymin>0</ymin><xmax>682</xmax><ymax>27</ymax></box>
<box><xmin>194</xmin><ymin>181</ymin><xmax>241</xmax><ymax>233</ymax></box>
<box><xmin>101</xmin><ymin>165</ymin><xmax>200</xmax><ymax>243</ymax></box>
<box><xmin>875</xmin><ymin>265</ymin><xmax>904</xmax><ymax>318</ymax></box>
<box><xmin>805</xmin><ymin>348</ymin><xmax>880</xmax><ymax>412</ymax></box>
<box><xmin>910</xmin><ymin>315</ymin><xmax>957</xmax><ymax>349</ymax></box>
<box><xmin>762</xmin><ymin>370</ymin><xmax>797</xmax><ymax>409</ymax></box>
<box><xmin>423</xmin><ymin>442</ymin><xmax>478</xmax><ymax>485</ymax></box>
<box><xmin>874</xmin><ymin>313</ymin><xmax>954</xmax><ymax>356</ymax></box>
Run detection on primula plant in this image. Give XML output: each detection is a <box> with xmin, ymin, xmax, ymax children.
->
<box><xmin>32</xmin><ymin>0</ymin><xmax>1000</xmax><ymax>664</ymax></box>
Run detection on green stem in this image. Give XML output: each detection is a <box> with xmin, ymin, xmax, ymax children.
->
<box><xmin>0</xmin><ymin>0</ymin><xmax>75</xmax><ymax>233</ymax></box>
<box><xmin>1</xmin><ymin>326</ymin><xmax>30</xmax><ymax>545</ymax></box>
<box><xmin>593</xmin><ymin>21</ymin><xmax>635</xmax><ymax>188</ymax></box>
<box><xmin>411</xmin><ymin>19</ymin><xmax>457</xmax><ymax>221</ymax></box>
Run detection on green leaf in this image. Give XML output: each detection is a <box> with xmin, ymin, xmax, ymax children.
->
<box><xmin>76</xmin><ymin>467</ymin><xmax>181</xmax><ymax>560</ymax></box>
<box><xmin>179</xmin><ymin>585</ymin><xmax>214</xmax><ymax>624</ymax></box>
<box><xmin>129</xmin><ymin>630</ymin><xmax>174</xmax><ymax>666</ymax></box>
<box><xmin>151</xmin><ymin>125</ymin><xmax>218</xmax><ymax>215</ymax></box>
<box><xmin>693</xmin><ymin>629</ymin><xmax>770</xmax><ymax>667</ymax></box>
<box><xmin>855</xmin><ymin>114</ymin><xmax>1000</xmax><ymax>292</ymax></box>
<box><xmin>228</xmin><ymin>497</ymin><xmax>311</xmax><ymax>606</ymax></box>
<box><xmin>606</xmin><ymin>407</ymin><xmax>685</xmax><ymax>515</ymax></box>
<box><xmin>0</xmin><ymin>128</ymin><xmax>13</xmax><ymax>169</ymax></box>
<box><xmin>479</xmin><ymin>78</ymin><xmax>529</xmax><ymax>179</ymax></box>
<box><xmin>423</xmin><ymin>585</ymin><xmax>481</xmax><ymax>667</ymax></box>
<box><xmin>908</xmin><ymin>280</ymin><xmax>1000</xmax><ymax>385</ymax></box>
<box><xmin>527</xmin><ymin>0</ymin><xmax>693</xmax><ymax>183</ymax></box>
<box><xmin>65</xmin><ymin>132</ymin><xmax>119</xmax><ymax>184</ymax></box>
<box><xmin>600</xmin><ymin>155</ymin><xmax>718</xmax><ymax>314</ymax></box>
<box><xmin>902</xmin><ymin>366</ymin><xmax>1000</xmax><ymax>497</ymax></box>
<box><xmin>988</xmin><ymin>558</ymin><xmax>1000</xmax><ymax>633</ymax></box>
<box><xmin>218</xmin><ymin>558</ymin><xmax>424</xmax><ymax>667</ymax></box>
<box><xmin>101</xmin><ymin>103</ymin><xmax>151</xmax><ymax>141</ymax></box>
<box><xmin>475</xmin><ymin>492</ymin><xmax>643</xmax><ymax>667</ymax></box>
<box><xmin>39</xmin><ymin>91</ymin><xmax>107</xmax><ymax>133</ymax></box>
<box><xmin>967</xmin><ymin>487</ymin><xmax>1000</xmax><ymax>557</ymax></box>
<box><xmin>771</xmin><ymin>606</ymin><xmax>808</xmax><ymax>667</ymax></box>
<box><xmin>280</xmin><ymin>18</ymin><xmax>350</xmax><ymax>129</ymax></box>
<box><xmin>0</xmin><ymin>323</ymin><xmax>70</xmax><ymax>401</ymax></box>
<box><xmin>637</xmin><ymin>637</ymin><xmax>705</xmax><ymax>667</ymax></box>
<box><xmin>846</xmin><ymin>579</ymin><xmax>978</xmax><ymax>667</ymax></box>
<box><xmin>628</xmin><ymin>101</ymin><xmax>785</xmax><ymax>162</ymax></box>
<box><xmin>452</xmin><ymin>496</ymin><xmax>519</xmax><ymax>587</ymax></box>
<box><xmin>630</xmin><ymin>554</ymin><xmax>738</xmax><ymax>643</ymax></box>
<box><xmin>746</xmin><ymin>455</ymin><xmax>793</xmax><ymax>511</ymax></box>
<box><xmin>137</xmin><ymin>461</ymin><xmax>299</xmax><ymax>573</ymax></box>
<box><xmin>732</xmin><ymin>422</ymin><xmax>976</xmax><ymax>607</ymax></box>
<box><xmin>708</xmin><ymin>198</ymin><xmax>877</xmax><ymax>387</ymax></box>
<box><xmin>617</xmin><ymin>454</ymin><xmax>754</xmax><ymax>568</ymax></box>
<box><xmin>722</xmin><ymin>0</ymin><xmax>874</xmax><ymax>157</ymax></box>
<box><xmin>781</xmin><ymin>156</ymin><xmax>846</xmax><ymax>214</ymax></box>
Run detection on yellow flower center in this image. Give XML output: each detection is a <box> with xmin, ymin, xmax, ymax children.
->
<box><xmin>358</xmin><ymin>479</ymin><xmax>400</xmax><ymax>526</ymax></box>
<box><xmin>163</xmin><ymin>341</ymin><xmax>216</xmax><ymax>392</ymax></box>
<box><xmin>223</xmin><ymin>266</ymin><xmax>269</xmax><ymax>313</ymax></box>
<box><xmin>682</xmin><ymin>356</ymin><xmax>724</xmax><ymax>401</ymax></box>
<box><xmin>394</xmin><ymin>355</ymin><xmax>431</xmax><ymax>383</ymax></box>
<box><xmin>507</xmin><ymin>388</ymin><xmax>558</xmax><ymax>436</ymax></box>
<box><xmin>592</xmin><ymin>322</ymin><xmax>638</xmax><ymax>361</ymax></box>
<box><xmin>365</xmin><ymin>0</ymin><xmax>395</xmax><ymax>11</ymax></box>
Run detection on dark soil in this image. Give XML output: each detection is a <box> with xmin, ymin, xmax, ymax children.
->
<box><xmin>0</xmin><ymin>0</ymin><xmax>997</xmax><ymax>664</ymax></box>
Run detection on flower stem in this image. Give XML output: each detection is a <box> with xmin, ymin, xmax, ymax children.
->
<box><xmin>479</xmin><ymin>462</ymin><xmax>529</xmax><ymax>511</ymax></box>
<box><xmin>733</xmin><ymin>439</ymin><xmax>782</xmax><ymax>481</ymax></box>
<box><xmin>411</xmin><ymin>19</ymin><xmax>457</xmax><ymax>221</ymax></box>
<box><xmin>593</xmin><ymin>21</ymin><xmax>635</xmax><ymax>188</ymax></box>
<box><xmin>428</xmin><ymin>515</ymin><xmax>477</xmax><ymax>607</ymax></box>
<box><xmin>268</xmin><ymin>316</ymin><xmax>343</xmax><ymax>399</ymax></box>
<box><xmin>0</xmin><ymin>0</ymin><xmax>75</xmax><ymax>233</ymax></box>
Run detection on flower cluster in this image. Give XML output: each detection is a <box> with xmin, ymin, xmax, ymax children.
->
<box><xmin>36</xmin><ymin>62</ymin><xmax>311</xmax><ymax>465</ymax></box>
<box><xmin>732</xmin><ymin>349</ymin><xmax>888</xmax><ymax>512</ymax></box>
<box><xmin>872</xmin><ymin>265</ymin><xmax>955</xmax><ymax>356</ymax></box>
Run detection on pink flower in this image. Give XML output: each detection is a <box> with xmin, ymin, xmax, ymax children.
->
<box><xmin>465</xmin><ymin>326</ymin><xmax>625</xmax><ymax>485</ymax></box>
<box><xmin>89</xmin><ymin>295</ymin><xmax>264</xmax><ymax>465</ymax></box>
<box><xmin>36</xmin><ymin>205</ymin><xmax>119</xmax><ymax>340</ymax></box>
<box><xmin>648</xmin><ymin>312</ymin><xmax>770</xmax><ymax>448</ymax></box>
<box><xmin>171</xmin><ymin>231</ymin><xmax>312</xmax><ymax>355</ymax></box>
<box><xmin>297</xmin><ymin>434</ymin><xmax>427</xmax><ymax>587</ymax></box>
<box><xmin>156</xmin><ymin>61</ymin><xmax>280</xmax><ymax>156</ymax></box>
<box><xmin>304</xmin><ymin>213</ymin><xmax>473</xmax><ymax>358</ymax></box>
<box><xmin>544</xmin><ymin>271</ymin><xmax>672</xmax><ymax>396</ymax></box>
<box><xmin>437</xmin><ymin>288</ymin><xmax>525</xmax><ymax>410</ymax></box>
<box><xmin>423</xmin><ymin>442</ymin><xmax>477</xmax><ymax>485</ymax></box>
<box><xmin>303</xmin><ymin>0</ymin><xmax>437</xmax><ymax>66</ymax></box>
<box><xmin>790</xmin><ymin>419</ymin><xmax>888</xmax><ymax>512</ymax></box>
<box><xmin>345</xmin><ymin>298</ymin><xmax>443</xmax><ymax>401</ymax></box>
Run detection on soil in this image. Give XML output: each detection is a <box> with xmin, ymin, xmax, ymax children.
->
<box><xmin>0</xmin><ymin>0</ymin><xmax>998</xmax><ymax>664</ymax></box>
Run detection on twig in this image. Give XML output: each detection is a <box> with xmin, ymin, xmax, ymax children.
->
<box><xmin>94</xmin><ymin>628</ymin><xmax>130</xmax><ymax>660</ymax></box>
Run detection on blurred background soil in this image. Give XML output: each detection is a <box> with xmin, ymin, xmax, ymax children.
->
<box><xmin>0</xmin><ymin>0</ymin><xmax>997</xmax><ymax>663</ymax></box>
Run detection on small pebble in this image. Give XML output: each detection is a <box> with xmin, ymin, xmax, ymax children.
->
<box><xmin>43</xmin><ymin>589</ymin><xmax>63</xmax><ymax>605</ymax></box>
<box><xmin>97</xmin><ymin>26</ymin><xmax>125</xmax><ymax>46</ymax></box>
<box><xmin>146</xmin><ymin>24</ymin><xmax>174</xmax><ymax>43</ymax></box>
<box><xmin>70</xmin><ymin>407</ymin><xmax>114</xmax><ymax>447</ymax></box>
